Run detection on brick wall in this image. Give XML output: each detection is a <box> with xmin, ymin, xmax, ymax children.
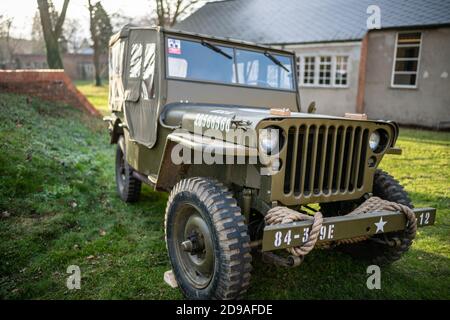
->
<box><xmin>0</xmin><ymin>70</ymin><xmax>101</xmax><ymax>116</ymax></box>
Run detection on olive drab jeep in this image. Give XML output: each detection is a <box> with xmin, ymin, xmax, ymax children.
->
<box><xmin>104</xmin><ymin>26</ymin><xmax>436</xmax><ymax>300</ymax></box>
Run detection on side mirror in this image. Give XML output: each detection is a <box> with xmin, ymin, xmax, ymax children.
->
<box><xmin>307</xmin><ymin>101</ymin><xmax>316</xmax><ymax>114</ymax></box>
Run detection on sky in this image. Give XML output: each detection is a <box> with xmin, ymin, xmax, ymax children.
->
<box><xmin>0</xmin><ymin>0</ymin><xmax>158</xmax><ymax>39</ymax></box>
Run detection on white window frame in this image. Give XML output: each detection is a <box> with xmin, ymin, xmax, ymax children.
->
<box><xmin>317</xmin><ymin>56</ymin><xmax>332</xmax><ymax>86</ymax></box>
<box><xmin>298</xmin><ymin>54</ymin><xmax>350</xmax><ymax>88</ymax></box>
<box><xmin>391</xmin><ymin>32</ymin><xmax>422</xmax><ymax>89</ymax></box>
<box><xmin>298</xmin><ymin>56</ymin><xmax>316</xmax><ymax>87</ymax></box>
<box><xmin>334</xmin><ymin>56</ymin><xmax>349</xmax><ymax>88</ymax></box>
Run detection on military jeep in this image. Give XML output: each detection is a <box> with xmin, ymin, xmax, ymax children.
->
<box><xmin>104</xmin><ymin>26</ymin><xmax>436</xmax><ymax>300</ymax></box>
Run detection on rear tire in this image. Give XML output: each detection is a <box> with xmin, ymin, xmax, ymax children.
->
<box><xmin>115</xmin><ymin>136</ymin><xmax>141</xmax><ymax>203</ymax></box>
<box><xmin>321</xmin><ymin>169</ymin><xmax>414</xmax><ymax>266</ymax></box>
<box><xmin>165</xmin><ymin>178</ymin><xmax>252</xmax><ymax>300</ymax></box>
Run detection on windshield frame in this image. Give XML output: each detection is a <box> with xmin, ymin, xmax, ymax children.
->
<box><xmin>164</xmin><ymin>35</ymin><xmax>297</xmax><ymax>93</ymax></box>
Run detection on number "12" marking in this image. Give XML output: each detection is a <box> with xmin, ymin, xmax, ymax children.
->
<box><xmin>419</xmin><ymin>212</ymin><xmax>430</xmax><ymax>225</ymax></box>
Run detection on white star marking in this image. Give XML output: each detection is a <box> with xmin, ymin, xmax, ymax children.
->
<box><xmin>374</xmin><ymin>217</ymin><xmax>388</xmax><ymax>233</ymax></box>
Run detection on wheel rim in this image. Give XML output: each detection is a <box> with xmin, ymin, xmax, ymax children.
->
<box><xmin>173</xmin><ymin>203</ymin><xmax>214</xmax><ymax>289</ymax></box>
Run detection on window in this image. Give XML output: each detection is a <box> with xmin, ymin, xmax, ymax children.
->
<box><xmin>142</xmin><ymin>43</ymin><xmax>156</xmax><ymax>99</ymax></box>
<box><xmin>167</xmin><ymin>38</ymin><xmax>236</xmax><ymax>84</ymax></box>
<box><xmin>301</xmin><ymin>56</ymin><xmax>315</xmax><ymax>85</ymax></box>
<box><xmin>335</xmin><ymin>56</ymin><xmax>348</xmax><ymax>86</ymax></box>
<box><xmin>166</xmin><ymin>37</ymin><xmax>295</xmax><ymax>91</ymax></box>
<box><xmin>235</xmin><ymin>49</ymin><xmax>294</xmax><ymax>90</ymax></box>
<box><xmin>298</xmin><ymin>55</ymin><xmax>350</xmax><ymax>88</ymax></box>
<box><xmin>392</xmin><ymin>32</ymin><xmax>422</xmax><ymax>87</ymax></box>
<box><xmin>318</xmin><ymin>56</ymin><xmax>332</xmax><ymax>85</ymax></box>
<box><xmin>129</xmin><ymin>43</ymin><xmax>143</xmax><ymax>78</ymax></box>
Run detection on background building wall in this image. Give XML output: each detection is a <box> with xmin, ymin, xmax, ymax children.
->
<box><xmin>3</xmin><ymin>53</ymin><xmax>108</xmax><ymax>81</ymax></box>
<box><xmin>285</xmin><ymin>42</ymin><xmax>361</xmax><ymax>116</ymax></box>
<box><xmin>364</xmin><ymin>27</ymin><xmax>450</xmax><ymax>128</ymax></box>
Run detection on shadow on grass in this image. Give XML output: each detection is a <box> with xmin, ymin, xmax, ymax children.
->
<box><xmin>247</xmin><ymin>247</ymin><xmax>450</xmax><ymax>299</ymax></box>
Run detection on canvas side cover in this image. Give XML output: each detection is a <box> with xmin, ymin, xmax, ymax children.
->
<box><xmin>109</xmin><ymin>39</ymin><xmax>126</xmax><ymax>112</ymax></box>
<box><xmin>123</xmin><ymin>29</ymin><xmax>159</xmax><ymax>148</ymax></box>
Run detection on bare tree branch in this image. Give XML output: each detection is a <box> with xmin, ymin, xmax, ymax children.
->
<box><xmin>170</xmin><ymin>0</ymin><xmax>184</xmax><ymax>26</ymax></box>
<box><xmin>156</xmin><ymin>0</ymin><xmax>166</xmax><ymax>26</ymax></box>
<box><xmin>0</xmin><ymin>17</ymin><xmax>19</xmax><ymax>62</ymax></box>
<box><xmin>154</xmin><ymin>0</ymin><xmax>201</xmax><ymax>27</ymax></box>
<box><xmin>165</xmin><ymin>0</ymin><xmax>173</xmax><ymax>24</ymax></box>
<box><xmin>54</xmin><ymin>0</ymin><xmax>70</xmax><ymax>38</ymax></box>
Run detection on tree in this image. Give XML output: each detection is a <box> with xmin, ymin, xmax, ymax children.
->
<box><xmin>110</xmin><ymin>11</ymin><xmax>134</xmax><ymax>33</ymax></box>
<box><xmin>154</xmin><ymin>0</ymin><xmax>201</xmax><ymax>27</ymax></box>
<box><xmin>0</xmin><ymin>15</ymin><xmax>18</xmax><ymax>67</ymax></box>
<box><xmin>32</xmin><ymin>11</ymin><xmax>82</xmax><ymax>55</ymax></box>
<box><xmin>31</xmin><ymin>12</ymin><xmax>46</xmax><ymax>54</ymax></box>
<box><xmin>0</xmin><ymin>15</ymin><xmax>12</xmax><ymax>39</ymax></box>
<box><xmin>88</xmin><ymin>0</ymin><xmax>113</xmax><ymax>86</ymax></box>
<box><xmin>37</xmin><ymin>0</ymin><xmax>70</xmax><ymax>69</ymax></box>
<box><xmin>64</xmin><ymin>18</ymin><xmax>84</xmax><ymax>54</ymax></box>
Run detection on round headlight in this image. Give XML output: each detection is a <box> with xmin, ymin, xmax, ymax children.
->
<box><xmin>369</xmin><ymin>131</ymin><xmax>381</xmax><ymax>151</ymax></box>
<box><xmin>259</xmin><ymin>127</ymin><xmax>280</xmax><ymax>155</ymax></box>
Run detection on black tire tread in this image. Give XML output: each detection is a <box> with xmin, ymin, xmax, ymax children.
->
<box><xmin>321</xmin><ymin>169</ymin><xmax>414</xmax><ymax>266</ymax></box>
<box><xmin>368</xmin><ymin>169</ymin><xmax>414</xmax><ymax>265</ymax></box>
<box><xmin>165</xmin><ymin>177</ymin><xmax>252</xmax><ymax>300</ymax></box>
<box><xmin>115</xmin><ymin>136</ymin><xmax>141</xmax><ymax>203</ymax></box>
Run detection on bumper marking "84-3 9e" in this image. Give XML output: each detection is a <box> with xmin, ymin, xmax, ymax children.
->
<box><xmin>263</xmin><ymin>208</ymin><xmax>436</xmax><ymax>252</ymax></box>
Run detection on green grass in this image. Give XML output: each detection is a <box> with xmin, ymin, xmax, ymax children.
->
<box><xmin>75</xmin><ymin>80</ymin><xmax>110</xmax><ymax>116</ymax></box>
<box><xmin>0</xmin><ymin>93</ymin><xmax>449</xmax><ymax>299</ymax></box>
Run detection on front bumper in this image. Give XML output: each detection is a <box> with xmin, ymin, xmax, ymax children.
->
<box><xmin>262</xmin><ymin>207</ymin><xmax>436</xmax><ymax>252</ymax></box>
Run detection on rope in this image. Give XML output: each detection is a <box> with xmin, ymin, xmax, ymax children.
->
<box><xmin>265</xmin><ymin>197</ymin><xmax>417</xmax><ymax>260</ymax></box>
<box><xmin>343</xmin><ymin>196</ymin><xmax>417</xmax><ymax>246</ymax></box>
<box><xmin>265</xmin><ymin>206</ymin><xmax>323</xmax><ymax>257</ymax></box>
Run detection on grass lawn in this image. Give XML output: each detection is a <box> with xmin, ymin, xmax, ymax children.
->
<box><xmin>75</xmin><ymin>80</ymin><xmax>110</xmax><ymax>116</ymax></box>
<box><xmin>0</xmin><ymin>93</ymin><xmax>449</xmax><ymax>299</ymax></box>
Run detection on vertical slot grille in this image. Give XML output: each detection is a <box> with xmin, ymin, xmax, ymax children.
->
<box><xmin>284</xmin><ymin>123</ymin><xmax>369</xmax><ymax>198</ymax></box>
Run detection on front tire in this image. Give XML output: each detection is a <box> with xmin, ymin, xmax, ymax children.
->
<box><xmin>322</xmin><ymin>169</ymin><xmax>414</xmax><ymax>265</ymax></box>
<box><xmin>165</xmin><ymin>178</ymin><xmax>252</xmax><ymax>300</ymax></box>
<box><xmin>115</xmin><ymin>136</ymin><xmax>141</xmax><ymax>202</ymax></box>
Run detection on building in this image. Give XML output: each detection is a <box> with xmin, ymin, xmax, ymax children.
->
<box><xmin>10</xmin><ymin>53</ymin><xmax>108</xmax><ymax>81</ymax></box>
<box><xmin>176</xmin><ymin>0</ymin><xmax>450</xmax><ymax>129</ymax></box>
<box><xmin>0</xmin><ymin>38</ymin><xmax>38</xmax><ymax>69</ymax></box>
<box><xmin>0</xmin><ymin>38</ymin><xmax>107</xmax><ymax>81</ymax></box>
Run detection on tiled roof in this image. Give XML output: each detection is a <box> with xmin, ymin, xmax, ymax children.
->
<box><xmin>176</xmin><ymin>0</ymin><xmax>450</xmax><ymax>44</ymax></box>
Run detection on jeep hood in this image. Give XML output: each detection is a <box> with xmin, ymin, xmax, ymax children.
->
<box><xmin>159</xmin><ymin>103</ymin><xmax>399</xmax><ymax>147</ymax></box>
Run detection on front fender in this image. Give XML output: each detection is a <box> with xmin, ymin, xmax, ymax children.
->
<box><xmin>155</xmin><ymin>131</ymin><xmax>258</xmax><ymax>191</ymax></box>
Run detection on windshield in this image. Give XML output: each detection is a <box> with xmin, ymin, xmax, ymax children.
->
<box><xmin>235</xmin><ymin>49</ymin><xmax>294</xmax><ymax>90</ymax></box>
<box><xmin>166</xmin><ymin>37</ymin><xmax>295</xmax><ymax>91</ymax></box>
